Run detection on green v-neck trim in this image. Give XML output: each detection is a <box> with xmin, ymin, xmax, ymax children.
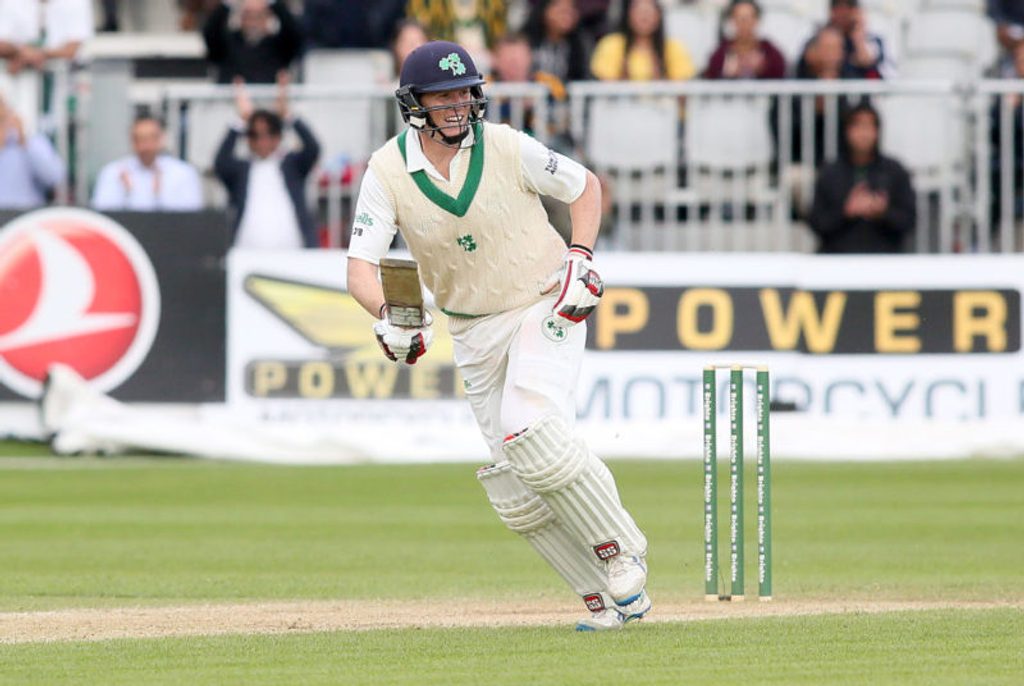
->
<box><xmin>397</xmin><ymin>122</ymin><xmax>484</xmax><ymax>218</ymax></box>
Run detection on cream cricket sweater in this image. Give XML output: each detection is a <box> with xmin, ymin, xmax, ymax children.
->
<box><xmin>367</xmin><ymin>122</ymin><xmax>566</xmax><ymax>326</ymax></box>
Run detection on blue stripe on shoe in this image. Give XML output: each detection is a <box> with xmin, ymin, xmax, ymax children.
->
<box><xmin>576</xmin><ymin>623</ymin><xmax>597</xmax><ymax>632</ymax></box>
<box><xmin>623</xmin><ymin>609</ymin><xmax>649</xmax><ymax>623</ymax></box>
<box><xmin>615</xmin><ymin>592</ymin><xmax>642</xmax><ymax>607</ymax></box>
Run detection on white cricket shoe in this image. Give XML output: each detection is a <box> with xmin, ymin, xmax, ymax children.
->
<box><xmin>575</xmin><ymin>589</ymin><xmax>652</xmax><ymax>632</ymax></box>
<box><xmin>607</xmin><ymin>554</ymin><xmax>647</xmax><ymax>604</ymax></box>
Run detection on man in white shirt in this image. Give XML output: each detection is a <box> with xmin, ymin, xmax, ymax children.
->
<box><xmin>347</xmin><ymin>41</ymin><xmax>651</xmax><ymax>632</ymax></box>
<box><xmin>214</xmin><ymin>76</ymin><xmax>321</xmax><ymax>249</ymax></box>
<box><xmin>0</xmin><ymin>0</ymin><xmax>94</xmax><ymax>73</ymax></box>
<box><xmin>92</xmin><ymin>116</ymin><xmax>204</xmax><ymax>212</ymax></box>
<box><xmin>0</xmin><ymin>94</ymin><xmax>64</xmax><ymax>208</ymax></box>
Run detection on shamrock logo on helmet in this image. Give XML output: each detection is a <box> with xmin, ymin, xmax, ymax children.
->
<box><xmin>438</xmin><ymin>52</ymin><xmax>467</xmax><ymax>76</ymax></box>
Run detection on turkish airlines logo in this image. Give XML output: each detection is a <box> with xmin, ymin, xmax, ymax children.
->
<box><xmin>0</xmin><ymin>208</ymin><xmax>160</xmax><ymax>398</ymax></box>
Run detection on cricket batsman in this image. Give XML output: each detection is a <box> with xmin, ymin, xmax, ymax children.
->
<box><xmin>346</xmin><ymin>41</ymin><xmax>650</xmax><ymax>631</ymax></box>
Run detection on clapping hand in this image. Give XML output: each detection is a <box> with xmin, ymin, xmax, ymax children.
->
<box><xmin>844</xmin><ymin>183</ymin><xmax>888</xmax><ymax>219</ymax></box>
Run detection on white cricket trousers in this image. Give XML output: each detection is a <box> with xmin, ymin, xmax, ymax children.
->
<box><xmin>451</xmin><ymin>297</ymin><xmax>586</xmax><ymax>460</ymax></box>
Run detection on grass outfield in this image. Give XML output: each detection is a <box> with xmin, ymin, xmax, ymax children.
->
<box><xmin>4</xmin><ymin>610</ymin><xmax>1022</xmax><ymax>685</ymax></box>
<box><xmin>1</xmin><ymin>444</ymin><xmax>1022</xmax><ymax>683</ymax></box>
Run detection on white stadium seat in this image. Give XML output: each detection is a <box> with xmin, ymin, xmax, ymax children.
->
<box><xmin>292</xmin><ymin>101</ymin><xmax>378</xmax><ymax>164</ymax></box>
<box><xmin>303</xmin><ymin>49</ymin><xmax>393</xmax><ymax>86</ymax></box>
<box><xmin>899</xmin><ymin>54</ymin><xmax>977</xmax><ymax>81</ymax></box>
<box><xmin>903</xmin><ymin>9</ymin><xmax>997</xmax><ymax>74</ymax></box>
<box><xmin>299</xmin><ymin>50</ymin><xmax>394</xmax><ymax>165</ymax></box>
<box><xmin>758</xmin><ymin>0</ymin><xmax>827</xmax><ymax>23</ymax></box>
<box><xmin>664</xmin><ymin>5</ymin><xmax>721</xmax><ymax>76</ymax></box>
<box><xmin>919</xmin><ymin>0</ymin><xmax>985</xmax><ymax>11</ymax></box>
<box><xmin>880</xmin><ymin>94</ymin><xmax>965</xmax><ymax>250</ymax></box>
<box><xmin>685</xmin><ymin>97</ymin><xmax>774</xmax><ymax>169</ymax></box>
<box><xmin>586</xmin><ymin>99</ymin><xmax>678</xmax><ymax>170</ymax></box>
<box><xmin>184</xmin><ymin>98</ymin><xmax>239</xmax><ymax>172</ymax></box>
<box><xmin>679</xmin><ymin>96</ymin><xmax>780</xmax><ymax>251</ymax></box>
<box><xmin>880</xmin><ymin>95</ymin><xmax>964</xmax><ymax>183</ymax></box>
<box><xmin>759</xmin><ymin>9</ymin><xmax>816</xmax><ymax>67</ymax></box>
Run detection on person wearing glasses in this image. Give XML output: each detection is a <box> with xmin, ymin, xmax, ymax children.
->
<box><xmin>796</xmin><ymin>0</ymin><xmax>888</xmax><ymax>80</ymax></box>
<box><xmin>214</xmin><ymin>73</ymin><xmax>321</xmax><ymax>248</ymax></box>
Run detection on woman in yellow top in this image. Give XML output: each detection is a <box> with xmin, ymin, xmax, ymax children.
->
<box><xmin>590</xmin><ymin>0</ymin><xmax>695</xmax><ymax>81</ymax></box>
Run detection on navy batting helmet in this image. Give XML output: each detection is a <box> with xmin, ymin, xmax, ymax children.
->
<box><xmin>396</xmin><ymin>41</ymin><xmax>487</xmax><ymax>139</ymax></box>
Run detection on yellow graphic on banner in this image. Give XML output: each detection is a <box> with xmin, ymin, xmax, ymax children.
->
<box><xmin>243</xmin><ymin>274</ymin><xmax>460</xmax><ymax>399</ymax></box>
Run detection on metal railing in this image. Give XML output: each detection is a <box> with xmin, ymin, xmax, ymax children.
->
<box><xmin>39</xmin><ymin>73</ymin><xmax>1024</xmax><ymax>254</ymax></box>
<box><xmin>569</xmin><ymin>79</ymin><xmax>972</xmax><ymax>252</ymax></box>
<box><xmin>973</xmin><ymin>80</ymin><xmax>1024</xmax><ymax>253</ymax></box>
<box><xmin>158</xmin><ymin>82</ymin><xmax>551</xmax><ymax>246</ymax></box>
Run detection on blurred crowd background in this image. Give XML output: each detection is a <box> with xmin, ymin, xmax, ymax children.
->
<box><xmin>1</xmin><ymin>0</ymin><xmax>1021</xmax><ymax>254</ymax></box>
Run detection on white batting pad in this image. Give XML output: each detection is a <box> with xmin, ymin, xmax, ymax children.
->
<box><xmin>502</xmin><ymin>414</ymin><xmax>648</xmax><ymax>562</ymax></box>
<box><xmin>477</xmin><ymin>462</ymin><xmax>611</xmax><ymax>610</ymax></box>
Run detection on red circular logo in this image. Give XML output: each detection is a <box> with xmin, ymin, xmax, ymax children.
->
<box><xmin>0</xmin><ymin>209</ymin><xmax>160</xmax><ymax>398</ymax></box>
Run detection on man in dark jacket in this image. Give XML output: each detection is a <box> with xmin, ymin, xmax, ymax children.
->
<box><xmin>809</xmin><ymin>102</ymin><xmax>916</xmax><ymax>254</ymax></box>
<box><xmin>215</xmin><ymin>76</ymin><xmax>320</xmax><ymax>248</ymax></box>
<box><xmin>302</xmin><ymin>0</ymin><xmax>406</xmax><ymax>49</ymax></box>
<box><xmin>203</xmin><ymin>0</ymin><xmax>303</xmax><ymax>84</ymax></box>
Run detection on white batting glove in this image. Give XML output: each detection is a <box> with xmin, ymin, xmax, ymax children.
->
<box><xmin>373</xmin><ymin>309</ymin><xmax>434</xmax><ymax>365</ymax></box>
<box><xmin>542</xmin><ymin>245</ymin><xmax>604</xmax><ymax>327</ymax></box>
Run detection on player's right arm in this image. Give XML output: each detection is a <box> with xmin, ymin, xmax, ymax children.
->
<box><xmin>347</xmin><ymin>258</ymin><xmax>386</xmax><ymax>320</ymax></box>
<box><xmin>347</xmin><ymin>167</ymin><xmax>398</xmax><ymax>320</ymax></box>
<box><xmin>348</xmin><ymin>167</ymin><xmax>433</xmax><ymax>364</ymax></box>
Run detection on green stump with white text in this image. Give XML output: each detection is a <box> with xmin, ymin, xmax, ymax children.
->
<box><xmin>703</xmin><ymin>364</ymin><xmax>772</xmax><ymax>602</ymax></box>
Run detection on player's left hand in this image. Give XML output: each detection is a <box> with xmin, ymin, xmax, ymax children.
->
<box><xmin>542</xmin><ymin>245</ymin><xmax>604</xmax><ymax>327</ymax></box>
<box><xmin>373</xmin><ymin>310</ymin><xmax>434</xmax><ymax>365</ymax></box>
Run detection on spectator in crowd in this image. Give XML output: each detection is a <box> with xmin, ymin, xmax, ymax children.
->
<box><xmin>99</xmin><ymin>0</ymin><xmax>119</xmax><ymax>32</ymax></box>
<box><xmin>0</xmin><ymin>0</ymin><xmax>93</xmax><ymax>73</ymax></box>
<box><xmin>809</xmin><ymin>102</ymin><xmax>915</xmax><ymax>254</ymax></box>
<box><xmin>575</xmin><ymin>0</ymin><xmax>613</xmax><ymax>46</ymax></box>
<box><xmin>796</xmin><ymin>0</ymin><xmax>887</xmax><ymax>80</ymax></box>
<box><xmin>0</xmin><ymin>96</ymin><xmax>65</xmax><ymax>209</ymax></box>
<box><xmin>92</xmin><ymin>116</ymin><xmax>203</xmax><ymax>212</ymax></box>
<box><xmin>524</xmin><ymin>0</ymin><xmax>590</xmax><ymax>84</ymax></box>
<box><xmin>203</xmin><ymin>0</ymin><xmax>303</xmax><ymax>84</ymax></box>
<box><xmin>215</xmin><ymin>75</ymin><xmax>320</xmax><ymax>248</ymax></box>
<box><xmin>705</xmin><ymin>0</ymin><xmax>785</xmax><ymax>79</ymax></box>
<box><xmin>492</xmin><ymin>33</ymin><xmax>535</xmax><ymax>84</ymax></box>
<box><xmin>988</xmin><ymin>0</ymin><xmax>1024</xmax><ymax>75</ymax></box>
<box><xmin>529</xmin><ymin>0</ymin><xmax>611</xmax><ymax>42</ymax></box>
<box><xmin>789</xmin><ymin>25</ymin><xmax>864</xmax><ymax>169</ymax></box>
<box><xmin>303</xmin><ymin>0</ymin><xmax>406</xmax><ymax>49</ymax></box>
<box><xmin>988</xmin><ymin>42</ymin><xmax>1024</xmax><ymax>229</ymax></box>
<box><xmin>799</xmin><ymin>25</ymin><xmax>852</xmax><ymax>81</ymax></box>
<box><xmin>180</xmin><ymin>0</ymin><xmax>222</xmax><ymax>31</ymax></box>
<box><xmin>590</xmin><ymin>0</ymin><xmax>695</xmax><ymax>81</ymax></box>
<box><xmin>391</xmin><ymin>20</ymin><xmax>431</xmax><ymax>79</ymax></box>
<box><xmin>404</xmin><ymin>0</ymin><xmax>509</xmax><ymax>73</ymax></box>
<box><xmin>490</xmin><ymin>33</ymin><xmax>569</xmax><ymax>138</ymax></box>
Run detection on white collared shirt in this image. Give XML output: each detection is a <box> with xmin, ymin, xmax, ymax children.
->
<box><xmin>91</xmin><ymin>154</ymin><xmax>203</xmax><ymax>212</ymax></box>
<box><xmin>348</xmin><ymin>126</ymin><xmax>587</xmax><ymax>264</ymax></box>
<box><xmin>0</xmin><ymin>0</ymin><xmax>93</xmax><ymax>49</ymax></box>
<box><xmin>235</xmin><ymin>154</ymin><xmax>303</xmax><ymax>249</ymax></box>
